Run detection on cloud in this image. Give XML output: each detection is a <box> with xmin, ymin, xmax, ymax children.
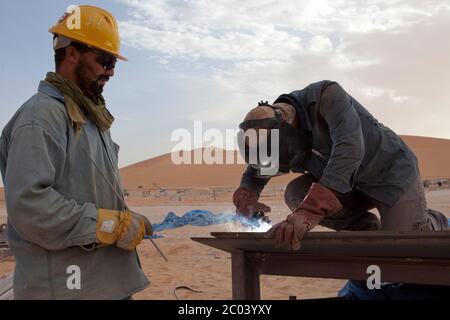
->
<box><xmin>116</xmin><ymin>0</ymin><xmax>450</xmax><ymax>139</ymax></box>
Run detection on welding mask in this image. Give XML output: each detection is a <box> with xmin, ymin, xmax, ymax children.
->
<box><xmin>237</xmin><ymin>102</ymin><xmax>311</xmax><ymax>177</ymax></box>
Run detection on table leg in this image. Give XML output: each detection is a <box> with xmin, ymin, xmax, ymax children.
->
<box><xmin>231</xmin><ymin>250</ymin><xmax>261</xmax><ymax>300</ymax></box>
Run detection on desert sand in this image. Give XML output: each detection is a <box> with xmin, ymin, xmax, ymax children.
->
<box><xmin>1</xmin><ymin>135</ymin><xmax>449</xmax><ymax>299</ymax></box>
<box><xmin>1</xmin><ymin>190</ymin><xmax>449</xmax><ymax>300</ymax></box>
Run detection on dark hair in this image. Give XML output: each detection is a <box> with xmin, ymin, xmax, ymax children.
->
<box><xmin>54</xmin><ymin>41</ymin><xmax>90</xmax><ymax>70</ymax></box>
<box><xmin>54</xmin><ymin>47</ymin><xmax>66</xmax><ymax>70</ymax></box>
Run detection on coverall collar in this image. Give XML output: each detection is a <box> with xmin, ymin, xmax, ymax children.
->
<box><xmin>38</xmin><ymin>80</ymin><xmax>65</xmax><ymax>103</ymax></box>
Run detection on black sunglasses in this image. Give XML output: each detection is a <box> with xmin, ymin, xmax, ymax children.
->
<box><xmin>91</xmin><ymin>47</ymin><xmax>117</xmax><ymax>70</ymax></box>
<box><xmin>69</xmin><ymin>41</ymin><xmax>117</xmax><ymax>70</ymax></box>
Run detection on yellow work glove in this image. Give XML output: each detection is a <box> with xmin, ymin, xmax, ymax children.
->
<box><xmin>96</xmin><ymin>208</ymin><xmax>153</xmax><ymax>251</ymax></box>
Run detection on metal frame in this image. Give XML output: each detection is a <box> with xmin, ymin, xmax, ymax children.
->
<box><xmin>192</xmin><ymin>231</ymin><xmax>450</xmax><ymax>300</ymax></box>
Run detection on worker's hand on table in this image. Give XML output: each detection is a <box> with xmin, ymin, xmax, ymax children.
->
<box><xmin>265</xmin><ymin>183</ymin><xmax>342</xmax><ymax>250</ymax></box>
<box><xmin>233</xmin><ymin>186</ymin><xmax>271</xmax><ymax>218</ymax></box>
<box><xmin>96</xmin><ymin>208</ymin><xmax>153</xmax><ymax>251</ymax></box>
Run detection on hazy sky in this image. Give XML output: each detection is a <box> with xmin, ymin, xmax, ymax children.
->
<box><xmin>1</xmin><ymin>0</ymin><xmax>449</xmax><ymax>168</ymax></box>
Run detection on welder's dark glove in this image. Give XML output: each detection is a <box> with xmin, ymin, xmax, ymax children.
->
<box><xmin>266</xmin><ymin>183</ymin><xmax>342</xmax><ymax>250</ymax></box>
<box><xmin>233</xmin><ymin>186</ymin><xmax>271</xmax><ymax>218</ymax></box>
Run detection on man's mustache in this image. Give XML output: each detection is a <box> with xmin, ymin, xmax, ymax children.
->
<box><xmin>97</xmin><ymin>75</ymin><xmax>110</xmax><ymax>83</ymax></box>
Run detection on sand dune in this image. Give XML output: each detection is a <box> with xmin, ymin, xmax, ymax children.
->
<box><xmin>120</xmin><ymin>148</ymin><xmax>299</xmax><ymax>189</ymax></box>
<box><xmin>401</xmin><ymin>135</ymin><xmax>450</xmax><ymax>179</ymax></box>
<box><xmin>120</xmin><ymin>135</ymin><xmax>450</xmax><ymax>189</ymax></box>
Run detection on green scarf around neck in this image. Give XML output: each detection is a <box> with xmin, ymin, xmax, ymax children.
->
<box><xmin>44</xmin><ymin>72</ymin><xmax>114</xmax><ymax>133</ymax></box>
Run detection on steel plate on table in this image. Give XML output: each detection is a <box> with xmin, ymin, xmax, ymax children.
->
<box><xmin>192</xmin><ymin>231</ymin><xmax>450</xmax><ymax>258</ymax></box>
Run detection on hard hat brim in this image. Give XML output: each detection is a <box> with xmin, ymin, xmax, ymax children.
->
<box><xmin>49</xmin><ymin>28</ymin><xmax>128</xmax><ymax>61</ymax></box>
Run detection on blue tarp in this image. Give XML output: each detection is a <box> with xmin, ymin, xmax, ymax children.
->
<box><xmin>146</xmin><ymin>209</ymin><xmax>270</xmax><ymax>239</ymax></box>
<box><xmin>147</xmin><ymin>214</ymin><xmax>450</xmax><ymax>239</ymax></box>
<box><xmin>152</xmin><ymin>210</ymin><xmax>236</xmax><ymax>231</ymax></box>
<box><xmin>338</xmin><ymin>280</ymin><xmax>450</xmax><ymax>300</ymax></box>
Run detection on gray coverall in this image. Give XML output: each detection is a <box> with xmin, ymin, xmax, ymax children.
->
<box><xmin>240</xmin><ymin>80</ymin><xmax>448</xmax><ymax>232</ymax></box>
<box><xmin>0</xmin><ymin>81</ymin><xmax>149</xmax><ymax>299</ymax></box>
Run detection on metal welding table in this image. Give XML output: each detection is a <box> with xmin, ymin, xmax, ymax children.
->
<box><xmin>192</xmin><ymin>231</ymin><xmax>450</xmax><ymax>300</ymax></box>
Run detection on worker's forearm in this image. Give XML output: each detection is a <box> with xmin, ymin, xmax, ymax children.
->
<box><xmin>6</xmin><ymin>188</ymin><xmax>99</xmax><ymax>250</ymax></box>
<box><xmin>239</xmin><ymin>166</ymin><xmax>271</xmax><ymax>198</ymax></box>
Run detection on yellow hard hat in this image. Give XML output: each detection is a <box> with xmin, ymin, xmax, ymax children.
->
<box><xmin>49</xmin><ymin>5</ymin><xmax>127</xmax><ymax>60</ymax></box>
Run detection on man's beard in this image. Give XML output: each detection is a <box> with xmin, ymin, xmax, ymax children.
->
<box><xmin>74</xmin><ymin>60</ymin><xmax>109</xmax><ymax>97</ymax></box>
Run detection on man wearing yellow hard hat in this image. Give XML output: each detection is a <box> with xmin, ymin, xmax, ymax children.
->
<box><xmin>0</xmin><ymin>5</ymin><xmax>151</xmax><ymax>299</ymax></box>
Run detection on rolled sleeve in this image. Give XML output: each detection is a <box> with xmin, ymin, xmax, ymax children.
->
<box><xmin>318</xmin><ymin>83</ymin><xmax>365</xmax><ymax>194</ymax></box>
